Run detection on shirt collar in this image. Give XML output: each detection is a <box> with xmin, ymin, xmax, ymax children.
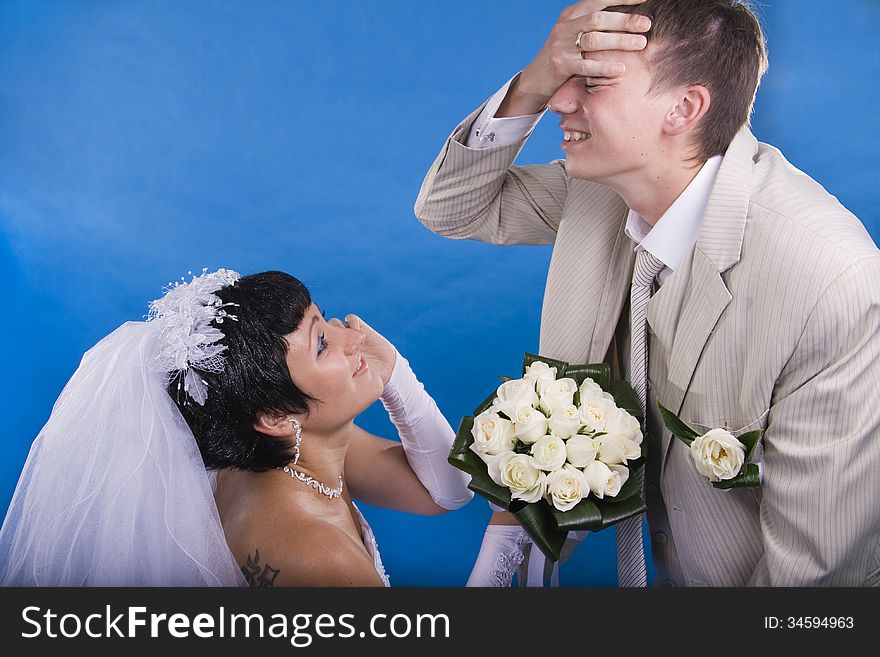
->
<box><xmin>624</xmin><ymin>155</ymin><xmax>723</xmax><ymax>272</ymax></box>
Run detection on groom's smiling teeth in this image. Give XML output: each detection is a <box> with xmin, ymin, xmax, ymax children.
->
<box><xmin>353</xmin><ymin>355</ymin><xmax>367</xmax><ymax>377</ymax></box>
<box><xmin>564</xmin><ymin>131</ymin><xmax>591</xmax><ymax>142</ymax></box>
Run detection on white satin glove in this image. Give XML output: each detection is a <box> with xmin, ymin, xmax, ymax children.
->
<box><xmin>467</xmin><ymin>525</ymin><xmax>532</xmax><ymax>587</ymax></box>
<box><xmin>380</xmin><ymin>350</ymin><xmax>473</xmax><ymax>511</ymax></box>
<box><xmin>467</xmin><ymin>525</ymin><xmax>589</xmax><ymax>587</ymax></box>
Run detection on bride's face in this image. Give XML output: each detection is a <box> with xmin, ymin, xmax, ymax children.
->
<box><xmin>283</xmin><ymin>303</ymin><xmax>383</xmax><ymax>432</ymax></box>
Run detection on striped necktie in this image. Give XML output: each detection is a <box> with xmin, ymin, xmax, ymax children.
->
<box><xmin>617</xmin><ymin>249</ymin><xmax>665</xmax><ymax>587</ymax></box>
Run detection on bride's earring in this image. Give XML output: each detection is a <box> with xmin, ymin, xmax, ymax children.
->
<box><xmin>289</xmin><ymin>418</ymin><xmax>302</xmax><ymax>465</ymax></box>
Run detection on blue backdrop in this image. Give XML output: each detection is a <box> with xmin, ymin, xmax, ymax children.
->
<box><xmin>1</xmin><ymin>0</ymin><xmax>878</xmax><ymax>586</ymax></box>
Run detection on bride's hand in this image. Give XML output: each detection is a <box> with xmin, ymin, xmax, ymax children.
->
<box><xmin>330</xmin><ymin>314</ymin><xmax>397</xmax><ymax>386</ymax></box>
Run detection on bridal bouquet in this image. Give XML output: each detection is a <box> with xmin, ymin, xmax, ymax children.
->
<box><xmin>448</xmin><ymin>353</ymin><xmax>647</xmax><ymax>561</ymax></box>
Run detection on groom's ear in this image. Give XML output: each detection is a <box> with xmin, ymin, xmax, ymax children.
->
<box><xmin>662</xmin><ymin>84</ymin><xmax>711</xmax><ymax>137</ymax></box>
<box><xmin>254</xmin><ymin>411</ymin><xmax>296</xmax><ymax>437</ymax></box>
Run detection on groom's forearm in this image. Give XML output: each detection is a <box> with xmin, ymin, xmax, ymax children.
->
<box><xmin>414</xmin><ymin>85</ymin><xmax>566</xmax><ymax>247</ymax></box>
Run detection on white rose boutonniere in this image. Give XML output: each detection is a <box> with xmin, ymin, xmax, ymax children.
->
<box><xmin>690</xmin><ymin>428</ymin><xmax>746</xmax><ymax>482</ymax></box>
<box><xmin>658</xmin><ymin>401</ymin><xmax>763</xmax><ymax>489</ymax></box>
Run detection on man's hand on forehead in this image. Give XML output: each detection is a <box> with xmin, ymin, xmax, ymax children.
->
<box><xmin>565</xmin><ymin>1</ymin><xmax>651</xmax><ymax>77</ymax></box>
<box><xmin>503</xmin><ymin>0</ymin><xmax>651</xmax><ymax>114</ymax></box>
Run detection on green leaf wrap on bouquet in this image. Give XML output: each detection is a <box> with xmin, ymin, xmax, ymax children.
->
<box><xmin>473</xmin><ymin>390</ymin><xmax>500</xmax><ymax>417</ymax></box>
<box><xmin>522</xmin><ymin>353</ymin><xmax>569</xmax><ymax>376</ymax></box>
<box><xmin>448</xmin><ymin>416</ymin><xmax>483</xmax><ymax>476</ymax></box>
<box><xmin>514</xmin><ymin>502</ymin><xmax>568</xmax><ymax>561</ymax></box>
<box><xmin>551</xmin><ymin>498</ymin><xmax>602</xmax><ymax>531</ymax></box>
<box><xmin>597</xmin><ymin>493</ymin><xmax>648</xmax><ymax>528</ymax></box>
<box><xmin>607</xmin><ymin>379</ymin><xmax>644</xmax><ymax>420</ymax></box>
<box><xmin>561</xmin><ymin>363</ymin><xmax>611</xmax><ymax>389</ymax></box>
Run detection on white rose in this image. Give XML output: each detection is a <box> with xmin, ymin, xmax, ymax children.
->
<box><xmin>523</xmin><ymin>361</ymin><xmax>558</xmax><ymax>395</ymax></box>
<box><xmin>580</xmin><ymin>397</ymin><xmax>616</xmax><ymax>433</ymax></box>
<box><xmin>469</xmin><ymin>411</ymin><xmax>516</xmax><ymax>462</ymax></box>
<box><xmin>689</xmin><ymin>428</ymin><xmax>746</xmax><ymax>482</ymax></box>
<box><xmin>539</xmin><ymin>377</ymin><xmax>578</xmax><ymax>416</ymax></box>
<box><xmin>578</xmin><ymin>377</ymin><xmax>605</xmax><ymax>402</ymax></box>
<box><xmin>583</xmin><ymin>461</ymin><xmax>630</xmax><ymax>499</ymax></box>
<box><xmin>548</xmin><ymin>404</ymin><xmax>582</xmax><ymax>439</ymax></box>
<box><xmin>492</xmin><ymin>378</ymin><xmax>540</xmax><ymax>419</ymax></box>
<box><xmin>487</xmin><ymin>453</ymin><xmax>547</xmax><ymax>503</ymax></box>
<box><xmin>605</xmin><ymin>406</ymin><xmax>643</xmax><ymax>444</ymax></box>
<box><xmin>565</xmin><ymin>435</ymin><xmax>598</xmax><ymax>467</ymax></box>
<box><xmin>530</xmin><ymin>435</ymin><xmax>568</xmax><ymax>471</ymax></box>
<box><xmin>513</xmin><ymin>406</ymin><xmax>549</xmax><ymax>445</ymax></box>
<box><xmin>595</xmin><ymin>434</ymin><xmax>642</xmax><ymax>466</ymax></box>
<box><xmin>606</xmin><ymin>465</ymin><xmax>629</xmax><ymax>497</ymax></box>
<box><xmin>546</xmin><ymin>465</ymin><xmax>589</xmax><ymax>512</ymax></box>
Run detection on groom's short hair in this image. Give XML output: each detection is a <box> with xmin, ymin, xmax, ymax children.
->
<box><xmin>611</xmin><ymin>0</ymin><xmax>768</xmax><ymax>161</ymax></box>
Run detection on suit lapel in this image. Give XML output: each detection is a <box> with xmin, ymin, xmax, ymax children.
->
<box><xmin>657</xmin><ymin>252</ymin><xmax>732</xmax><ymax>416</ymax></box>
<box><xmin>588</xmin><ymin>217</ymin><xmax>638</xmax><ymax>363</ymax></box>
<box><xmin>647</xmin><ymin>127</ymin><xmax>758</xmax><ymax>460</ymax></box>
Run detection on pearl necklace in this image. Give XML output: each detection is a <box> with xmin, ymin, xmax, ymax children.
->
<box><xmin>279</xmin><ymin>465</ymin><xmax>344</xmax><ymax>499</ymax></box>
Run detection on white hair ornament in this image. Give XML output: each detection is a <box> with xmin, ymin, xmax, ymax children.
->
<box><xmin>148</xmin><ymin>268</ymin><xmax>241</xmax><ymax>405</ymax></box>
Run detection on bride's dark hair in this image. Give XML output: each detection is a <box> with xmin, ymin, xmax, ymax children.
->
<box><xmin>170</xmin><ymin>270</ymin><xmax>314</xmax><ymax>471</ymax></box>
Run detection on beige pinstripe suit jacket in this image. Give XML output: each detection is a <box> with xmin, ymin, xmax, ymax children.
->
<box><xmin>415</xmin><ymin>103</ymin><xmax>880</xmax><ymax>586</ymax></box>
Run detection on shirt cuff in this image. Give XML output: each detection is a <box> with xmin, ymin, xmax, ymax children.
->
<box><xmin>465</xmin><ymin>73</ymin><xmax>545</xmax><ymax>149</ymax></box>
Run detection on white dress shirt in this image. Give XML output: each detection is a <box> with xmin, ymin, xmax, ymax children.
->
<box><xmin>465</xmin><ymin>77</ymin><xmax>724</xmax><ymax>285</ymax></box>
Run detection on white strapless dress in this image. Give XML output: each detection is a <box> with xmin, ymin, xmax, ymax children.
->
<box><xmin>352</xmin><ymin>502</ymin><xmax>390</xmax><ymax>587</ymax></box>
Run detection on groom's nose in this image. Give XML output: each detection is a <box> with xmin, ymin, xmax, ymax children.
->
<box><xmin>548</xmin><ymin>78</ymin><xmax>586</xmax><ymax>115</ymax></box>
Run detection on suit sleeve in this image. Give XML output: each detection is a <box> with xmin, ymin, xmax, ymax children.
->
<box><xmin>414</xmin><ymin>100</ymin><xmax>574</xmax><ymax>247</ymax></box>
<box><xmin>749</xmin><ymin>256</ymin><xmax>880</xmax><ymax>585</ymax></box>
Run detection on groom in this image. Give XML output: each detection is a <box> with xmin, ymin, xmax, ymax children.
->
<box><xmin>415</xmin><ymin>0</ymin><xmax>880</xmax><ymax>586</ymax></box>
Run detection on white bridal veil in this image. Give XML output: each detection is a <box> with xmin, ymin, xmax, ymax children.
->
<box><xmin>0</xmin><ymin>320</ymin><xmax>246</xmax><ymax>586</ymax></box>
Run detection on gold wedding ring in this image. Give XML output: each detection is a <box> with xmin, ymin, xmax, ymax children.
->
<box><xmin>575</xmin><ymin>31</ymin><xmax>586</xmax><ymax>51</ymax></box>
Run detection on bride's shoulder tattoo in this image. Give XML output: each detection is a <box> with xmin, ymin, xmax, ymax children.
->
<box><xmin>241</xmin><ymin>549</ymin><xmax>280</xmax><ymax>587</ymax></box>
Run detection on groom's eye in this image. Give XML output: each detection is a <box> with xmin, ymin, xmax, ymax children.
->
<box><xmin>317</xmin><ymin>333</ymin><xmax>328</xmax><ymax>356</ymax></box>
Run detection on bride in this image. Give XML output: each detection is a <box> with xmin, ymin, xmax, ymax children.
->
<box><xmin>0</xmin><ymin>268</ymin><xmax>537</xmax><ymax>586</ymax></box>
